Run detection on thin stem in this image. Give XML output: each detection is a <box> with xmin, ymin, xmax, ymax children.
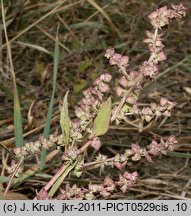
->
<box><xmin>79</xmin><ymin>140</ymin><xmax>92</xmax><ymax>154</ymax></box>
<box><xmin>44</xmin><ymin>162</ymin><xmax>70</xmax><ymax>191</ymax></box>
<box><xmin>3</xmin><ymin>158</ymin><xmax>24</xmax><ymax>197</ymax></box>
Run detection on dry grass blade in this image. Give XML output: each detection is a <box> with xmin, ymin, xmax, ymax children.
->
<box><xmin>14</xmin><ymin>41</ymin><xmax>51</xmax><ymax>55</ymax></box>
<box><xmin>56</xmin><ymin>13</ymin><xmax>80</xmax><ymax>43</ymax></box>
<box><xmin>128</xmin><ymin>188</ymin><xmax>191</xmax><ymax>200</ymax></box>
<box><xmin>0</xmin><ymin>113</ymin><xmax>59</xmax><ymax>147</ymax></box>
<box><xmin>1</xmin><ymin>0</ymin><xmax>24</xmax><ymax>147</ymax></box>
<box><xmin>0</xmin><ymin>0</ymin><xmax>82</xmax><ymax>51</ymax></box>
<box><xmin>85</xmin><ymin>4</ymin><xmax>109</xmax><ymax>22</ymax></box>
<box><xmin>36</xmin><ymin>25</ymin><xmax>70</xmax><ymax>53</ymax></box>
<box><xmin>156</xmin><ymin>55</ymin><xmax>191</xmax><ymax>80</ymax></box>
<box><xmin>87</xmin><ymin>0</ymin><xmax>120</xmax><ymax>36</ymax></box>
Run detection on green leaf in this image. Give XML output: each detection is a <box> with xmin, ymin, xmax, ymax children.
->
<box><xmin>92</xmin><ymin>97</ymin><xmax>111</xmax><ymax>137</ymax></box>
<box><xmin>0</xmin><ymin>176</ymin><xmax>12</xmax><ymax>183</ymax></box>
<box><xmin>73</xmin><ymin>79</ymin><xmax>86</xmax><ymax>94</ymax></box>
<box><xmin>60</xmin><ymin>91</ymin><xmax>71</xmax><ymax>146</ymax></box>
<box><xmin>79</xmin><ymin>60</ymin><xmax>91</xmax><ymax>73</ymax></box>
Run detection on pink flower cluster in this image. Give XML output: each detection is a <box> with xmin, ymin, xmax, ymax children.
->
<box><xmin>13</xmin><ymin>134</ymin><xmax>52</xmax><ymax>159</ymax></box>
<box><xmin>72</xmin><ymin>73</ymin><xmax>112</xmax><ymax>141</ymax></box>
<box><xmin>116</xmin><ymin>71</ymin><xmax>139</xmax><ymax>96</ymax></box>
<box><xmin>57</xmin><ymin>184</ymin><xmax>87</xmax><ymax>200</ymax></box>
<box><xmin>148</xmin><ymin>4</ymin><xmax>186</xmax><ymax>29</ymax></box>
<box><xmin>105</xmin><ymin>48</ymin><xmax>129</xmax><ymax>68</ymax></box>
<box><xmin>90</xmin><ymin>137</ymin><xmax>101</xmax><ymax>150</ymax></box>
<box><xmin>86</xmin><ymin>136</ymin><xmax>177</xmax><ymax>176</ymax></box>
<box><xmin>6</xmin><ymin>160</ymin><xmax>24</xmax><ymax>177</ymax></box>
<box><xmin>148</xmin><ymin>135</ymin><xmax>177</xmax><ymax>155</ymax></box>
<box><xmin>62</xmin><ymin>146</ymin><xmax>80</xmax><ymax>161</ymax></box>
<box><xmin>105</xmin><ymin>48</ymin><xmax>130</xmax><ymax>77</ymax></box>
<box><xmin>117</xmin><ymin>171</ymin><xmax>138</xmax><ymax>193</ymax></box>
<box><xmin>53</xmin><ymin>172</ymin><xmax>138</xmax><ymax>200</ymax></box>
<box><xmin>140</xmin><ymin>60</ymin><xmax>159</xmax><ymax>78</ymax></box>
<box><xmin>141</xmin><ymin>98</ymin><xmax>176</xmax><ymax>122</ymax></box>
<box><xmin>105</xmin><ymin>4</ymin><xmax>185</xmax><ymax>126</ymax></box>
<box><xmin>127</xmin><ymin>135</ymin><xmax>177</xmax><ymax>162</ymax></box>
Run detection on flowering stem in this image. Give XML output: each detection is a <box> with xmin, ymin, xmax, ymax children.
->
<box><xmin>82</xmin><ymin>158</ymin><xmax>113</xmax><ymax>169</ymax></box>
<box><xmin>111</xmin><ymin>74</ymin><xmax>143</xmax><ymax>122</ymax></box>
<box><xmin>153</xmin><ymin>28</ymin><xmax>158</xmax><ymax>43</ymax></box>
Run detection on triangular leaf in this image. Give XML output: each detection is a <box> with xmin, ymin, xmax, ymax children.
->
<box><xmin>92</xmin><ymin>97</ymin><xmax>111</xmax><ymax>137</ymax></box>
<box><xmin>60</xmin><ymin>91</ymin><xmax>71</xmax><ymax>146</ymax></box>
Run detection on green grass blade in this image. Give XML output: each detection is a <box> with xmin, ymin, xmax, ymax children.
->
<box><xmin>14</xmin><ymin>91</ymin><xmax>24</xmax><ymax>147</ymax></box>
<box><xmin>167</xmin><ymin>152</ymin><xmax>191</xmax><ymax>158</ymax></box>
<box><xmin>69</xmin><ymin>21</ymin><xmax>104</xmax><ymax>30</ymax></box>
<box><xmin>0</xmin><ymin>190</ymin><xmax>3</xmax><ymax>200</ymax></box>
<box><xmin>1</xmin><ymin>0</ymin><xmax>24</xmax><ymax>147</ymax></box>
<box><xmin>40</xmin><ymin>33</ymin><xmax>60</xmax><ymax>170</ymax></box>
